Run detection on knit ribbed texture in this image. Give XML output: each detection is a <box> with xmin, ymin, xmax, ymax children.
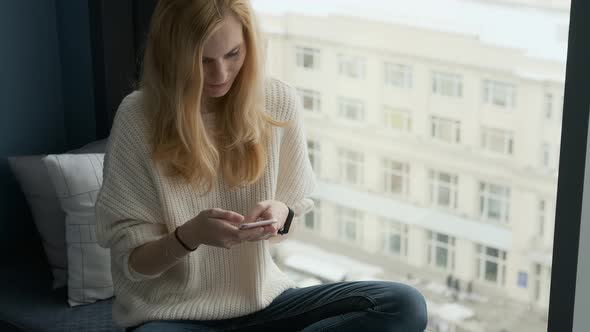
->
<box><xmin>95</xmin><ymin>78</ymin><xmax>316</xmax><ymax>328</ymax></box>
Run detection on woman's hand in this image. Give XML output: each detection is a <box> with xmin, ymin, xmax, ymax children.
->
<box><xmin>180</xmin><ymin>208</ymin><xmax>272</xmax><ymax>250</ymax></box>
<box><xmin>243</xmin><ymin>200</ymin><xmax>289</xmax><ymax>240</ymax></box>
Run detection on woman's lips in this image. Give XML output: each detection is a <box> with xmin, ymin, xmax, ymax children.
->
<box><xmin>206</xmin><ymin>82</ymin><xmax>228</xmax><ymax>90</ymax></box>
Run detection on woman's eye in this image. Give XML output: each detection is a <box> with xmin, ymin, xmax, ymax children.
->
<box><xmin>228</xmin><ymin>51</ymin><xmax>240</xmax><ymax>58</ymax></box>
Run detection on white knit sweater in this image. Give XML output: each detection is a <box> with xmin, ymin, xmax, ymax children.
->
<box><xmin>95</xmin><ymin>78</ymin><xmax>316</xmax><ymax>328</ymax></box>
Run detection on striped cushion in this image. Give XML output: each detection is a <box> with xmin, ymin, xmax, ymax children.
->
<box><xmin>43</xmin><ymin>154</ymin><xmax>113</xmax><ymax>306</ymax></box>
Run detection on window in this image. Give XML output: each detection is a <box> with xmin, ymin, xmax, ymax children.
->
<box><xmin>431</xmin><ymin>116</ymin><xmax>461</xmax><ymax>143</ymax></box>
<box><xmin>382</xmin><ymin>159</ymin><xmax>410</xmax><ymax>196</ymax></box>
<box><xmin>481</xmin><ymin>127</ymin><xmax>514</xmax><ymax>155</ymax></box>
<box><xmin>479</xmin><ymin>182</ymin><xmax>511</xmax><ymax>223</ymax></box>
<box><xmin>534</xmin><ymin>263</ymin><xmax>543</xmax><ymax>302</ymax></box>
<box><xmin>338</xmin><ymin>54</ymin><xmax>366</xmax><ymax>79</ymax></box>
<box><xmin>476</xmin><ymin>244</ymin><xmax>507</xmax><ymax>285</ymax></box>
<box><xmin>518</xmin><ymin>271</ymin><xmax>529</xmax><ymax>288</ymax></box>
<box><xmin>304</xmin><ymin>199</ymin><xmax>321</xmax><ymax>231</ymax></box>
<box><xmin>382</xmin><ymin>107</ymin><xmax>412</xmax><ymax>132</ymax></box>
<box><xmin>432</xmin><ymin>71</ymin><xmax>463</xmax><ymax>97</ymax></box>
<box><xmin>544</xmin><ymin>93</ymin><xmax>553</xmax><ymax>119</ymax></box>
<box><xmin>483</xmin><ymin>80</ymin><xmax>517</xmax><ymax>108</ymax></box>
<box><xmin>384</xmin><ymin>63</ymin><xmax>413</xmax><ymax>88</ymax></box>
<box><xmin>338</xmin><ymin>98</ymin><xmax>365</xmax><ymax>121</ymax></box>
<box><xmin>429</xmin><ymin>170</ymin><xmax>459</xmax><ymax>209</ymax></box>
<box><xmin>253</xmin><ymin>2</ymin><xmax>569</xmax><ymax>328</ymax></box>
<box><xmin>338</xmin><ymin>148</ymin><xmax>364</xmax><ymax>186</ymax></box>
<box><xmin>538</xmin><ymin>199</ymin><xmax>546</xmax><ymax>237</ymax></box>
<box><xmin>542</xmin><ymin>143</ymin><xmax>551</xmax><ymax>168</ymax></box>
<box><xmin>297</xmin><ymin>88</ymin><xmax>321</xmax><ymax>113</ymax></box>
<box><xmin>337</xmin><ymin>206</ymin><xmax>363</xmax><ymax>244</ymax></box>
<box><xmin>427</xmin><ymin>231</ymin><xmax>455</xmax><ymax>271</ymax></box>
<box><xmin>296</xmin><ymin>46</ymin><xmax>320</xmax><ymax>70</ymax></box>
<box><xmin>381</xmin><ymin>218</ymin><xmax>408</xmax><ymax>256</ymax></box>
<box><xmin>307</xmin><ymin>140</ymin><xmax>321</xmax><ymax>177</ymax></box>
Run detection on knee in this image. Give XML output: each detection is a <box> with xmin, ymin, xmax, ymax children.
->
<box><xmin>375</xmin><ymin>282</ymin><xmax>428</xmax><ymax>331</ymax></box>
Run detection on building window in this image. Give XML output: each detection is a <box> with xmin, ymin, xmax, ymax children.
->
<box><xmin>542</xmin><ymin>143</ymin><xmax>551</xmax><ymax>168</ymax></box>
<box><xmin>476</xmin><ymin>244</ymin><xmax>507</xmax><ymax>285</ymax></box>
<box><xmin>337</xmin><ymin>206</ymin><xmax>363</xmax><ymax>244</ymax></box>
<box><xmin>296</xmin><ymin>46</ymin><xmax>320</xmax><ymax>70</ymax></box>
<box><xmin>307</xmin><ymin>140</ymin><xmax>321</xmax><ymax>177</ymax></box>
<box><xmin>338</xmin><ymin>97</ymin><xmax>365</xmax><ymax>121</ymax></box>
<box><xmin>479</xmin><ymin>182</ymin><xmax>511</xmax><ymax>223</ymax></box>
<box><xmin>538</xmin><ymin>199</ymin><xmax>546</xmax><ymax>237</ymax></box>
<box><xmin>544</xmin><ymin>93</ymin><xmax>553</xmax><ymax>119</ymax></box>
<box><xmin>382</xmin><ymin>159</ymin><xmax>410</xmax><ymax>196</ymax></box>
<box><xmin>297</xmin><ymin>88</ymin><xmax>321</xmax><ymax>113</ymax></box>
<box><xmin>533</xmin><ymin>263</ymin><xmax>543</xmax><ymax>302</ymax></box>
<box><xmin>384</xmin><ymin>63</ymin><xmax>412</xmax><ymax>88</ymax></box>
<box><xmin>383</xmin><ymin>107</ymin><xmax>411</xmax><ymax>132</ymax></box>
<box><xmin>518</xmin><ymin>271</ymin><xmax>528</xmax><ymax>288</ymax></box>
<box><xmin>481</xmin><ymin>127</ymin><xmax>514</xmax><ymax>155</ymax></box>
<box><xmin>432</xmin><ymin>71</ymin><xmax>463</xmax><ymax>97</ymax></box>
<box><xmin>483</xmin><ymin>80</ymin><xmax>516</xmax><ymax>108</ymax></box>
<box><xmin>304</xmin><ymin>199</ymin><xmax>321</xmax><ymax>231</ymax></box>
<box><xmin>381</xmin><ymin>218</ymin><xmax>408</xmax><ymax>256</ymax></box>
<box><xmin>338</xmin><ymin>148</ymin><xmax>364</xmax><ymax>186</ymax></box>
<box><xmin>429</xmin><ymin>170</ymin><xmax>459</xmax><ymax>210</ymax></box>
<box><xmin>338</xmin><ymin>54</ymin><xmax>366</xmax><ymax>79</ymax></box>
<box><xmin>427</xmin><ymin>231</ymin><xmax>455</xmax><ymax>271</ymax></box>
<box><xmin>431</xmin><ymin>116</ymin><xmax>461</xmax><ymax>143</ymax></box>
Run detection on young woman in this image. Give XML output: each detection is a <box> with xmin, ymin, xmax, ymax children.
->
<box><xmin>95</xmin><ymin>0</ymin><xmax>428</xmax><ymax>331</ymax></box>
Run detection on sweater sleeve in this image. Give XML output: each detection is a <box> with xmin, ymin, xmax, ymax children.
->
<box><xmin>95</xmin><ymin>93</ymin><xmax>168</xmax><ymax>282</ymax></box>
<box><xmin>274</xmin><ymin>83</ymin><xmax>317</xmax><ymax>217</ymax></box>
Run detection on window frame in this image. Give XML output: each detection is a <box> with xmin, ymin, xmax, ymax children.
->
<box><xmin>338</xmin><ymin>53</ymin><xmax>367</xmax><ymax>79</ymax></box>
<box><xmin>483</xmin><ymin>80</ymin><xmax>517</xmax><ymax>108</ymax></box>
<box><xmin>296</xmin><ymin>46</ymin><xmax>320</xmax><ymax>70</ymax></box>
<box><xmin>297</xmin><ymin>88</ymin><xmax>321</xmax><ymax>113</ymax></box>
<box><xmin>384</xmin><ymin>62</ymin><xmax>413</xmax><ymax>88</ymax></box>
<box><xmin>432</xmin><ymin>71</ymin><xmax>463</xmax><ymax>97</ymax></box>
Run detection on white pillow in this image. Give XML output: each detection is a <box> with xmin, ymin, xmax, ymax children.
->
<box><xmin>43</xmin><ymin>153</ymin><xmax>113</xmax><ymax>306</ymax></box>
<box><xmin>8</xmin><ymin>156</ymin><xmax>68</xmax><ymax>288</ymax></box>
<box><xmin>7</xmin><ymin>139</ymin><xmax>109</xmax><ymax>289</ymax></box>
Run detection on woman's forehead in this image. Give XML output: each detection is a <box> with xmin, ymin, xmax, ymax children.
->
<box><xmin>203</xmin><ymin>15</ymin><xmax>244</xmax><ymax>57</ymax></box>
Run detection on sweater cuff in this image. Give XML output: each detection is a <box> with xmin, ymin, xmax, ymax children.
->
<box><xmin>290</xmin><ymin>198</ymin><xmax>315</xmax><ymax>217</ymax></box>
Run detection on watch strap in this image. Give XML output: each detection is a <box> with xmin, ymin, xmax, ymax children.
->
<box><xmin>278</xmin><ymin>207</ymin><xmax>294</xmax><ymax>235</ymax></box>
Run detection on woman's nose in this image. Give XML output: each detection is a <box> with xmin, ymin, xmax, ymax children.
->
<box><xmin>210</xmin><ymin>61</ymin><xmax>229</xmax><ymax>84</ymax></box>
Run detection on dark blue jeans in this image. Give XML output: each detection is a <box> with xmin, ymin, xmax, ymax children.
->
<box><xmin>127</xmin><ymin>281</ymin><xmax>428</xmax><ymax>332</ymax></box>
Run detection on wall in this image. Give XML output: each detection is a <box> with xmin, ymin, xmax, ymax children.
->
<box><xmin>0</xmin><ymin>0</ymin><xmax>96</xmax><ymax>264</ymax></box>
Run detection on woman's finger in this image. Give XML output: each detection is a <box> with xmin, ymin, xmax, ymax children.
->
<box><xmin>209</xmin><ymin>208</ymin><xmax>244</xmax><ymax>225</ymax></box>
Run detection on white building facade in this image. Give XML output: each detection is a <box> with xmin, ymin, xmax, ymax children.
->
<box><xmin>258</xmin><ymin>9</ymin><xmax>564</xmax><ymax>312</ymax></box>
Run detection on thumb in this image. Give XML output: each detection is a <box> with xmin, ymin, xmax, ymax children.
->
<box><xmin>243</xmin><ymin>201</ymin><xmax>271</xmax><ymax>223</ymax></box>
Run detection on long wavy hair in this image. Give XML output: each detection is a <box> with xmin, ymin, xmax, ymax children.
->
<box><xmin>139</xmin><ymin>0</ymin><xmax>286</xmax><ymax>193</ymax></box>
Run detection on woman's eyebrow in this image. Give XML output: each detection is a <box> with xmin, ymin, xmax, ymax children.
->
<box><xmin>202</xmin><ymin>44</ymin><xmax>242</xmax><ymax>60</ymax></box>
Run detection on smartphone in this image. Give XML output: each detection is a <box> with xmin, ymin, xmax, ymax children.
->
<box><xmin>239</xmin><ymin>219</ymin><xmax>278</xmax><ymax>230</ymax></box>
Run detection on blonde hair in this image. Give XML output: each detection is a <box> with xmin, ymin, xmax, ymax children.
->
<box><xmin>139</xmin><ymin>0</ymin><xmax>286</xmax><ymax>193</ymax></box>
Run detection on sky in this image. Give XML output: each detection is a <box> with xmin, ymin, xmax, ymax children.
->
<box><xmin>250</xmin><ymin>0</ymin><xmax>570</xmax><ymax>63</ymax></box>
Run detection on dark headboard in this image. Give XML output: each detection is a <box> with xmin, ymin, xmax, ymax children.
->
<box><xmin>89</xmin><ymin>0</ymin><xmax>158</xmax><ymax>139</ymax></box>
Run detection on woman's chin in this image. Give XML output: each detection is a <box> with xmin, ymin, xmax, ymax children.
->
<box><xmin>204</xmin><ymin>84</ymin><xmax>232</xmax><ymax>98</ymax></box>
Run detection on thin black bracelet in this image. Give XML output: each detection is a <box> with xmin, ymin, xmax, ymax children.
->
<box><xmin>174</xmin><ymin>226</ymin><xmax>198</xmax><ymax>252</ymax></box>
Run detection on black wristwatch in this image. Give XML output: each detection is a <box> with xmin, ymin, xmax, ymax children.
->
<box><xmin>278</xmin><ymin>207</ymin><xmax>294</xmax><ymax>235</ymax></box>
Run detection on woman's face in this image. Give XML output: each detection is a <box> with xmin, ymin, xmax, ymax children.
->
<box><xmin>201</xmin><ymin>14</ymin><xmax>247</xmax><ymax>98</ymax></box>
